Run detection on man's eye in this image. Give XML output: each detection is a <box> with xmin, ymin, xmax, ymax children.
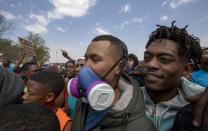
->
<box><xmin>160</xmin><ymin>58</ymin><xmax>171</xmax><ymax>63</ymax></box>
<box><xmin>144</xmin><ymin>56</ymin><xmax>151</xmax><ymax>61</ymax></box>
<box><xmin>92</xmin><ymin>57</ymin><xmax>100</xmax><ymax>62</ymax></box>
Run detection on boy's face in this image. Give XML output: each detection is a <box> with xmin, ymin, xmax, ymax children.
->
<box><xmin>75</xmin><ymin>59</ymin><xmax>86</xmax><ymax>76</ymax></box>
<box><xmin>143</xmin><ymin>39</ymin><xmax>184</xmax><ymax>92</ymax></box>
<box><xmin>127</xmin><ymin>57</ymin><xmax>134</xmax><ymax>67</ymax></box>
<box><xmin>22</xmin><ymin>79</ymin><xmax>49</xmax><ymax>105</ymax></box>
<box><xmin>24</xmin><ymin>65</ymin><xmax>41</xmax><ymax>80</ymax></box>
<box><xmin>85</xmin><ymin>41</ymin><xmax>120</xmax><ymax>87</ymax></box>
<box><xmin>65</xmin><ymin>62</ymin><xmax>75</xmax><ymax>78</ymax></box>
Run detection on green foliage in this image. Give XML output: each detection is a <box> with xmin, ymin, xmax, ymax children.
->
<box><xmin>25</xmin><ymin>32</ymin><xmax>50</xmax><ymax>62</ymax></box>
<box><xmin>0</xmin><ymin>39</ymin><xmax>21</xmax><ymax>63</ymax></box>
<box><xmin>0</xmin><ymin>14</ymin><xmax>13</xmax><ymax>38</ymax></box>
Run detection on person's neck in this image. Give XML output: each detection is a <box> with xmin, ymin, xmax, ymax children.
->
<box><xmin>147</xmin><ymin>87</ymin><xmax>178</xmax><ymax>104</ymax></box>
<box><xmin>112</xmin><ymin>87</ymin><xmax>120</xmax><ymax>105</ymax></box>
<box><xmin>46</xmin><ymin>103</ymin><xmax>57</xmax><ymax>113</ymax></box>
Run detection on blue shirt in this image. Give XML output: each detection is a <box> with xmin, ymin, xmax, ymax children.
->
<box><xmin>192</xmin><ymin>69</ymin><xmax>208</xmax><ymax>87</ymax></box>
<box><xmin>67</xmin><ymin>95</ymin><xmax>77</xmax><ymax>119</ymax></box>
<box><xmin>8</xmin><ymin>66</ymin><xmax>14</xmax><ymax>71</ymax></box>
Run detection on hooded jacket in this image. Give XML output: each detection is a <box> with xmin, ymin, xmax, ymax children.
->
<box><xmin>0</xmin><ymin>66</ymin><xmax>24</xmax><ymax>106</ymax></box>
<box><xmin>71</xmin><ymin>73</ymin><xmax>156</xmax><ymax>131</ymax></box>
<box><xmin>142</xmin><ymin>77</ymin><xmax>205</xmax><ymax>131</ymax></box>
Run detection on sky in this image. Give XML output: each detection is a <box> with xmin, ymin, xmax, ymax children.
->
<box><xmin>0</xmin><ymin>0</ymin><xmax>208</xmax><ymax>63</ymax></box>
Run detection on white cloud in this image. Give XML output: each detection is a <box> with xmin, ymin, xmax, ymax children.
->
<box><xmin>132</xmin><ymin>17</ymin><xmax>143</xmax><ymax>23</ymax></box>
<box><xmin>120</xmin><ymin>21</ymin><xmax>129</xmax><ymax>30</ymax></box>
<box><xmin>170</xmin><ymin>0</ymin><xmax>196</xmax><ymax>9</ymax></box>
<box><xmin>24</xmin><ymin>23</ymin><xmax>48</xmax><ymax>34</ymax></box>
<box><xmin>48</xmin><ymin>0</ymin><xmax>96</xmax><ymax>19</ymax></box>
<box><xmin>56</xmin><ymin>26</ymin><xmax>66</xmax><ymax>32</ymax></box>
<box><xmin>162</xmin><ymin>0</ymin><xmax>171</xmax><ymax>6</ymax></box>
<box><xmin>24</xmin><ymin>0</ymin><xmax>96</xmax><ymax>34</ymax></box>
<box><xmin>200</xmin><ymin>34</ymin><xmax>208</xmax><ymax>47</ymax></box>
<box><xmin>93</xmin><ymin>27</ymin><xmax>110</xmax><ymax>35</ymax></box>
<box><xmin>24</xmin><ymin>13</ymin><xmax>49</xmax><ymax>34</ymax></box>
<box><xmin>29</xmin><ymin>13</ymin><xmax>49</xmax><ymax>25</ymax></box>
<box><xmin>0</xmin><ymin>10</ymin><xmax>22</xmax><ymax>20</ymax></box>
<box><xmin>120</xmin><ymin>4</ymin><xmax>131</xmax><ymax>13</ymax></box>
<box><xmin>160</xmin><ymin>15</ymin><xmax>168</xmax><ymax>21</ymax></box>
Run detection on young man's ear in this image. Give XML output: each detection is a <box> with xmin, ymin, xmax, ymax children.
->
<box><xmin>182</xmin><ymin>62</ymin><xmax>194</xmax><ymax>80</ymax></box>
<box><xmin>45</xmin><ymin>93</ymin><xmax>56</xmax><ymax>103</ymax></box>
<box><xmin>115</xmin><ymin>60</ymin><xmax>124</xmax><ymax>75</ymax></box>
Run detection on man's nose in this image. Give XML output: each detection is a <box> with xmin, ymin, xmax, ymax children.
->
<box><xmin>145</xmin><ymin>57</ymin><xmax>160</xmax><ymax>70</ymax></box>
<box><xmin>85</xmin><ymin>59</ymin><xmax>92</xmax><ymax>69</ymax></box>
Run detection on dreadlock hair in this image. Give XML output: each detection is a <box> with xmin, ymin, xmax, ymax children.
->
<box><xmin>0</xmin><ymin>103</ymin><xmax>60</xmax><ymax>131</ymax></box>
<box><xmin>146</xmin><ymin>21</ymin><xmax>202</xmax><ymax>65</ymax></box>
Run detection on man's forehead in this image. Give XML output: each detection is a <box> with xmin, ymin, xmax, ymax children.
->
<box><xmin>145</xmin><ymin>39</ymin><xmax>179</xmax><ymax>54</ymax></box>
<box><xmin>86</xmin><ymin>41</ymin><xmax>111</xmax><ymax>55</ymax></box>
<box><xmin>29</xmin><ymin>65</ymin><xmax>40</xmax><ymax>70</ymax></box>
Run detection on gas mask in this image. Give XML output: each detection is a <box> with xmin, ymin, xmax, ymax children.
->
<box><xmin>67</xmin><ymin>66</ymin><xmax>115</xmax><ymax>111</ymax></box>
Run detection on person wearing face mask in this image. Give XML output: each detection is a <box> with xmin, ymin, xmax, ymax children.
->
<box><xmin>125</xmin><ymin>53</ymin><xmax>138</xmax><ymax>74</ymax></box>
<box><xmin>126</xmin><ymin>54</ymin><xmax>145</xmax><ymax>87</ymax></box>
<box><xmin>69</xmin><ymin>35</ymin><xmax>155</xmax><ymax>131</ymax></box>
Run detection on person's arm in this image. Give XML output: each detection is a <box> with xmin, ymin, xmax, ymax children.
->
<box><xmin>192</xmin><ymin>87</ymin><xmax>208</xmax><ymax>131</ymax></box>
<box><xmin>13</xmin><ymin>51</ymin><xmax>25</xmax><ymax>72</ymax></box>
<box><xmin>63</xmin><ymin>120</ymin><xmax>72</xmax><ymax>131</ymax></box>
<box><xmin>61</xmin><ymin>49</ymin><xmax>74</xmax><ymax>61</ymax></box>
<box><xmin>185</xmin><ymin>87</ymin><xmax>208</xmax><ymax>131</ymax></box>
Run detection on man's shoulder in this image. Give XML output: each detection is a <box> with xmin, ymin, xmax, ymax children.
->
<box><xmin>173</xmin><ymin>104</ymin><xmax>200</xmax><ymax>131</ymax></box>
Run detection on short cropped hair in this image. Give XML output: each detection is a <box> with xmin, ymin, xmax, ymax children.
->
<box><xmin>21</xmin><ymin>62</ymin><xmax>38</xmax><ymax>72</ymax></box>
<box><xmin>0</xmin><ymin>103</ymin><xmax>60</xmax><ymax>131</ymax></box>
<box><xmin>30</xmin><ymin>71</ymin><xmax>65</xmax><ymax>96</ymax></box>
<box><xmin>92</xmin><ymin>35</ymin><xmax>128</xmax><ymax>62</ymax></box>
<box><xmin>3</xmin><ymin>58</ymin><xmax>11</xmax><ymax>66</ymax></box>
<box><xmin>65</xmin><ymin>60</ymin><xmax>75</xmax><ymax>68</ymax></box>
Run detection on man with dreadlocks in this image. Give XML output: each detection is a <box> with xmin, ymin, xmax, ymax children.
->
<box><xmin>141</xmin><ymin>21</ymin><xmax>205</xmax><ymax>131</ymax></box>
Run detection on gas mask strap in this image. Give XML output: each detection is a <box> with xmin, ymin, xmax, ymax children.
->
<box><xmin>101</xmin><ymin>58</ymin><xmax>122</xmax><ymax>81</ymax></box>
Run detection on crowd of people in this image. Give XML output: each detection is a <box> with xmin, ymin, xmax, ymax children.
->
<box><xmin>0</xmin><ymin>21</ymin><xmax>208</xmax><ymax>131</ymax></box>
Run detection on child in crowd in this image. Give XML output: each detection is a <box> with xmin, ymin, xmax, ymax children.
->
<box><xmin>22</xmin><ymin>71</ymin><xmax>71</xmax><ymax>131</ymax></box>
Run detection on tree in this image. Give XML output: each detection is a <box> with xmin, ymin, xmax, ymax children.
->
<box><xmin>0</xmin><ymin>39</ymin><xmax>21</xmax><ymax>62</ymax></box>
<box><xmin>0</xmin><ymin>14</ymin><xmax>13</xmax><ymax>38</ymax></box>
<box><xmin>24</xmin><ymin>32</ymin><xmax>50</xmax><ymax>62</ymax></box>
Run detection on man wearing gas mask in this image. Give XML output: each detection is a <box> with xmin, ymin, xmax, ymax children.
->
<box><xmin>68</xmin><ymin>35</ymin><xmax>155</xmax><ymax>131</ymax></box>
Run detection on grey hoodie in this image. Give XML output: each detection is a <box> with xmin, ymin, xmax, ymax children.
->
<box><xmin>0</xmin><ymin>66</ymin><xmax>24</xmax><ymax>106</ymax></box>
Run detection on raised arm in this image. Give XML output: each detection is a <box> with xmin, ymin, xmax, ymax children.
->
<box><xmin>61</xmin><ymin>49</ymin><xmax>74</xmax><ymax>61</ymax></box>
